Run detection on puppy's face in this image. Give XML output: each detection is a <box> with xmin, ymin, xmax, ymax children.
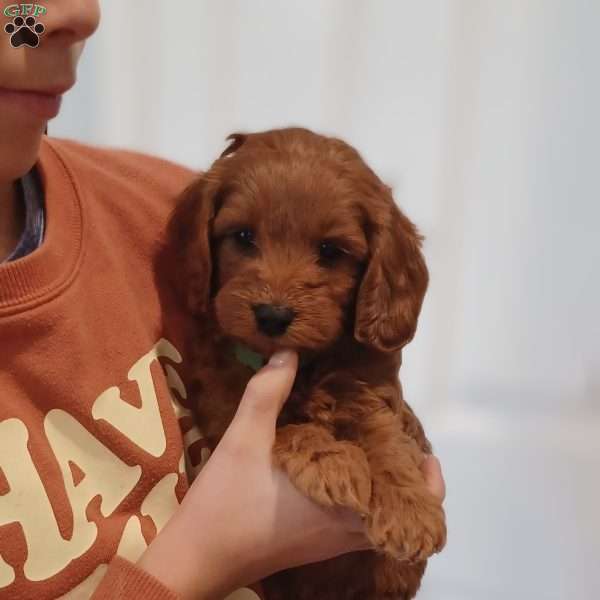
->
<box><xmin>211</xmin><ymin>154</ymin><xmax>368</xmax><ymax>356</ymax></box>
<box><xmin>174</xmin><ymin>128</ymin><xmax>428</xmax><ymax>356</ymax></box>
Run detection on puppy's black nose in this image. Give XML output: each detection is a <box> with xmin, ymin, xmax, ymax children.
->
<box><xmin>253</xmin><ymin>304</ymin><xmax>295</xmax><ymax>337</ymax></box>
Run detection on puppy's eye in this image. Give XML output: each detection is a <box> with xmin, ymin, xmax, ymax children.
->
<box><xmin>232</xmin><ymin>229</ymin><xmax>256</xmax><ymax>250</ymax></box>
<box><xmin>319</xmin><ymin>240</ymin><xmax>344</xmax><ymax>264</ymax></box>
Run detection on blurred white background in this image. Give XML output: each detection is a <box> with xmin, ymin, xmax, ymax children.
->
<box><xmin>52</xmin><ymin>1</ymin><xmax>600</xmax><ymax>598</ymax></box>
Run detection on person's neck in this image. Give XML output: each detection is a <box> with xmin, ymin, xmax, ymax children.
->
<box><xmin>0</xmin><ymin>180</ymin><xmax>25</xmax><ymax>261</ymax></box>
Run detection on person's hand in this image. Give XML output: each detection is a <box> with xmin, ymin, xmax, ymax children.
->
<box><xmin>138</xmin><ymin>350</ymin><xmax>446</xmax><ymax>600</ymax></box>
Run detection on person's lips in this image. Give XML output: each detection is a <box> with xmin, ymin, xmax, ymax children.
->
<box><xmin>0</xmin><ymin>86</ymin><xmax>69</xmax><ymax>119</ymax></box>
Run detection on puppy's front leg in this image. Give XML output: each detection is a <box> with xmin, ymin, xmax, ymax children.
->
<box><xmin>362</xmin><ymin>412</ymin><xmax>446</xmax><ymax>564</ymax></box>
<box><xmin>273</xmin><ymin>423</ymin><xmax>372</xmax><ymax>515</ymax></box>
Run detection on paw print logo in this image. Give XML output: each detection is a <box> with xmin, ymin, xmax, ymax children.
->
<box><xmin>4</xmin><ymin>16</ymin><xmax>45</xmax><ymax>48</ymax></box>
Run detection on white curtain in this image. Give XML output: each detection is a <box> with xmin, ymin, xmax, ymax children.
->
<box><xmin>53</xmin><ymin>2</ymin><xmax>600</xmax><ymax>598</ymax></box>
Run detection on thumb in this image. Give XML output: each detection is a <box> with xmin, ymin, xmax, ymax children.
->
<box><xmin>223</xmin><ymin>350</ymin><xmax>298</xmax><ymax>447</ymax></box>
<box><xmin>421</xmin><ymin>455</ymin><xmax>446</xmax><ymax>502</ymax></box>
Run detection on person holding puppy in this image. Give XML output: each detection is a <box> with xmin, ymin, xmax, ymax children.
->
<box><xmin>0</xmin><ymin>1</ymin><xmax>445</xmax><ymax>598</ymax></box>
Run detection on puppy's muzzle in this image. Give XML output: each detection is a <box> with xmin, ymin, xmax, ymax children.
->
<box><xmin>253</xmin><ymin>304</ymin><xmax>296</xmax><ymax>337</ymax></box>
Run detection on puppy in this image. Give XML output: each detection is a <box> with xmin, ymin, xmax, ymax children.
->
<box><xmin>169</xmin><ymin>128</ymin><xmax>446</xmax><ymax>599</ymax></box>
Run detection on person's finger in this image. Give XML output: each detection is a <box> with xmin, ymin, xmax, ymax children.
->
<box><xmin>224</xmin><ymin>350</ymin><xmax>298</xmax><ymax>446</ymax></box>
<box><xmin>421</xmin><ymin>454</ymin><xmax>446</xmax><ymax>501</ymax></box>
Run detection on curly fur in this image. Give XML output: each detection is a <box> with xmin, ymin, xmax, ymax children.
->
<box><xmin>167</xmin><ymin>127</ymin><xmax>446</xmax><ymax>599</ymax></box>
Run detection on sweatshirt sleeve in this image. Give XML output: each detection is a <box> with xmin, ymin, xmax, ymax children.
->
<box><xmin>91</xmin><ymin>556</ymin><xmax>179</xmax><ymax>600</ymax></box>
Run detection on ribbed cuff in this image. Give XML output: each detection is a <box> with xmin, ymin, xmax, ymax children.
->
<box><xmin>91</xmin><ymin>556</ymin><xmax>179</xmax><ymax>600</ymax></box>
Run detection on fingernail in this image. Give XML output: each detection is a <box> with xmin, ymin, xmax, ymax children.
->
<box><xmin>268</xmin><ymin>350</ymin><xmax>294</xmax><ymax>367</ymax></box>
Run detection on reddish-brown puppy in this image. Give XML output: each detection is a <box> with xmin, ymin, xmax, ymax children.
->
<box><xmin>169</xmin><ymin>128</ymin><xmax>446</xmax><ymax>599</ymax></box>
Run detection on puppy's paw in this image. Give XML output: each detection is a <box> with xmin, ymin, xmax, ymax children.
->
<box><xmin>367</xmin><ymin>483</ymin><xmax>446</xmax><ymax>563</ymax></box>
<box><xmin>273</xmin><ymin>424</ymin><xmax>372</xmax><ymax>514</ymax></box>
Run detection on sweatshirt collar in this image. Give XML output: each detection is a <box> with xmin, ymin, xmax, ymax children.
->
<box><xmin>0</xmin><ymin>137</ymin><xmax>83</xmax><ymax>315</ymax></box>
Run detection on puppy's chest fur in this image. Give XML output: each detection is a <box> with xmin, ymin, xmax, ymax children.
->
<box><xmin>279</xmin><ymin>347</ymin><xmax>430</xmax><ymax>457</ymax></box>
<box><xmin>188</xmin><ymin>321</ymin><xmax>429</xmax><ymax>457</ymax></box>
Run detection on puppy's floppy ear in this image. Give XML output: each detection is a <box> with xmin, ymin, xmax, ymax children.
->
<box><xmin>354</xmin><ymin>191</ymin><xmax>428</xmax><ymax>352</ymax></box>
<box><xmin>167</xmin><ymin>133</ymin><xmax>247</xmax><ymax>313</ymax></box>
<box><xmin>168</xmin><ymin>177</ymin><xmax>221</xmax><ymax>314</ymax></box>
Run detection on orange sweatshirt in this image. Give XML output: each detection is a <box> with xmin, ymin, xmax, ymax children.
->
<box><xmin>0</xmin><ymin>137</ymin><xmax>262</xmax><ymax>600</ymax></box>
